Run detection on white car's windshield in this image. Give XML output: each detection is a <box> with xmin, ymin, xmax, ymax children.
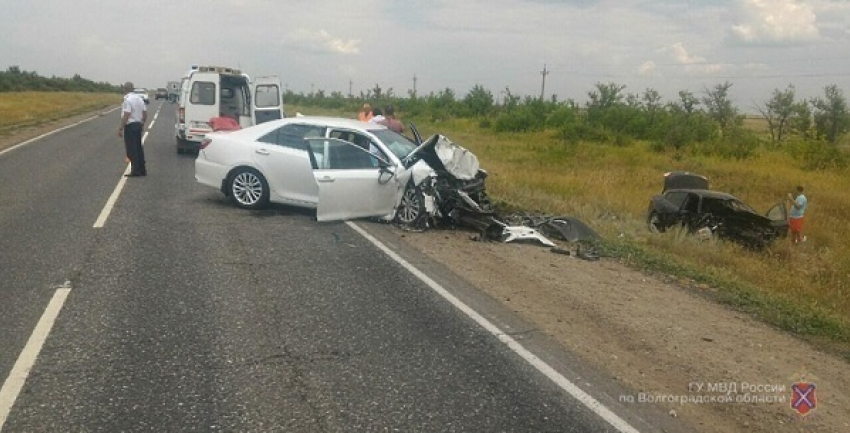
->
<box><xmin>370</xmin><ymin>129</ymin><xmax>417</xmax><ymax>160</ymax></box>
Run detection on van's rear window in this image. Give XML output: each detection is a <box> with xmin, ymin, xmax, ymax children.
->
<box><xmin>255</xmin><ymin>85</ymin><xmax>280</xmax><ymax>108</ymax></box>
<box><xmin>191</xmin><ymin>81</ymin><xmax>216</xmax><ymax>105</ymax></box>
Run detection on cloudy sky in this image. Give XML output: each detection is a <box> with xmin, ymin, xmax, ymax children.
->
<box><xmin>2</xmin><ymin>0</ymin><xmax>849</xmax><ymax>111</ymax></box>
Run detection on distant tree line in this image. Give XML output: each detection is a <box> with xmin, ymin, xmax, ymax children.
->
<box><xmin>289</xmin><ymin>80</ymin><xmax>849</xmax><ymax>170</ymax></box>
<box><xmin>0</xmin><ymin>66</ymin><xmax>120</xmax><ymax>93</ymax></box>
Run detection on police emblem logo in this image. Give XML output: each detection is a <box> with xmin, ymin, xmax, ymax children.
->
<box><xmin>790</xmin><ymin>382</ymin><xmax>817</xmax><ymax>416</ymax></box>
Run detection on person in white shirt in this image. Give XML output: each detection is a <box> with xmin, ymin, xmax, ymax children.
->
<box><xmin>368</xmin><ymin>107</ymin><xmax>385</xmax><ymax>125</ymax></box>
<box><xmin>118</xmin><ymin>82</ymin><xmax>147</xmax><ymax>176</ymax></box>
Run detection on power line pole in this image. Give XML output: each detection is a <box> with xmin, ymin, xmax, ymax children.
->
<box><xmin>412</xmin><ymin>74</ymin><xmax>418</xmax><ymax>96</ymax></box>
<box><xmin>349</xmin><ymin>79</ymin><xmax>353</xmax><ymax>98</ymax></box>
<box><xmin>540</xmin><ymin>64</ymin><xmax>549</xmax><ymax>100</ymax></box>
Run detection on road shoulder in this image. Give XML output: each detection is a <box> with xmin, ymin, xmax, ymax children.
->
<box><xmin>366</xmin><ymin>223</ymin><xmax>849</xmax><ymax>433</ymax></box>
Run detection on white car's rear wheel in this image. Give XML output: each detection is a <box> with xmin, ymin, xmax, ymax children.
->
<box><xmin>229</xmin><ymin>168</ymin><xmax>269</xmax><ymax>209</ymax></box>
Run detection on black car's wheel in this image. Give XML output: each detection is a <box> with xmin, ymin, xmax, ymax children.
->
<box><xmin>228</xmin><ymin>168</ymin><xmax>269</xmax><ymax>209</ymax></box>
<box><xmin>395</xmin><ymin>184</ymin><xmax>426</xmax><ymax>227</ymax></box>
<box><xmin>647</xmin><ymin>211</ymin><xmax>665</xmax><ymax>233</ymax></box>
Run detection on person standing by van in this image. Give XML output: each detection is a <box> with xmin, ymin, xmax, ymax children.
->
<box><xmin>118</xmin><ymin>81</ymin><xmax>147</xmax><ymax>176</ymax></box>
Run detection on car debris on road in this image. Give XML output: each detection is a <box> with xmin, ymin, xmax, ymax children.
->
<box><xmin>395</xmin><ymin>134</ymin><xmax>602</xmax><ymax>259</ymax></box>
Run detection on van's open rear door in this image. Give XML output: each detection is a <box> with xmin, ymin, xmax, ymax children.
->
<box><xmin>251</xmin><ymin>76</ymin><xmax>284</xmax><ymax>125</ymax></box>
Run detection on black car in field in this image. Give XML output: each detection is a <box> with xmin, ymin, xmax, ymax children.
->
<box><xmin>647</xmin><ymin>172</ymin><xmax>788</xmax><ymax>249</ymax></box>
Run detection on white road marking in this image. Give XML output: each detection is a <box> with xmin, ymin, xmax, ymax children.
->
<box><xmin>0</xmin><ymin>285</ymin><xmax>72</xmax><ymax>431</ymax></box>
<box><xmin>93</xmin><ymin>104</ymin><xmax>162</xmax><ymax>228</ymax></box>
<box><xmin>347</xmin><ymin>221</ymin><xmax>642</xmax><ymax>433</ymax></box>
<box><xmin>0</xmin><ymin>108</ymin><xmax>120</xmax><ymax>158</ymax></box>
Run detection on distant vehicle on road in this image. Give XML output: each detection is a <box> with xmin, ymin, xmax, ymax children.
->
<box><xmin>175</xmin><ymin>65</ymin><xmax>284</xmax><ymax>154</ymax></box>
<box><xmin>167</xmin><ymin>81</ymin><xmax>180</xmax><ymax>102</ymax></box>
<box><xmin>132</xmin><ymin>88</ymin><xmax>149</xmax><ymax>104</ymax></box>
<box><xmin>155</xmin><ymin>88</ymin><xmax>168</xmax><ymax>100</ymax></box>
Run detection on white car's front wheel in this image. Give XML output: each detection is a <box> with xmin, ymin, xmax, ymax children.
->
<box><xmin>229</xmin><ymin>168</ymin><xmax>269</xmax><ymax>209</ymax></box>
<box><xmin>395</xmin><ymin>185</ymin><xmax>426</xmax><ymax>227</ymax></box>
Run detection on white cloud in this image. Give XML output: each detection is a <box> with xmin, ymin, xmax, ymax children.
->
<box><xmin>638</xmin><ymin>61</ymin><xmax>658</xmax><ymax>76</ymax></box>
<box><xmin>287</xmin><ymin>29</ymin><xmax>361</xmax><ymax>55</ymax></box>
<box><xmin>731</xmin><ymin>0</ymin><xmax>820</xmax><ymax>44</ymax></box>
<box><xmin>660</xmin><ymin>43</ymin><xmax>727</xmax><ymax>75</ymax></box>
<box><xmin>669</xmin><ymin>42</ymin><xmax>706</xmax><ymax>64</ymax></box>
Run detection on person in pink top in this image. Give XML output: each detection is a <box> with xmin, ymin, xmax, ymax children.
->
<box><xmin>378</xmin><ymin>105</ymin><xmax>404</xmax><ymax>134</ymax></box>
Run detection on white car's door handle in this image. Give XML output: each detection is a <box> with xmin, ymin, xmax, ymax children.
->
<box><xmin>255</xmin><ymin>149</ymin><xmax>270</xmax><ymax>156</ymax></box>
<box><xmin>317</xmin><ymin>176</ymin><xmax>335</xmax><ymax>183</ymax></box>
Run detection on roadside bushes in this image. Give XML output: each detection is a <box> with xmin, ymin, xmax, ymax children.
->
<box><xmin>785</xmin><ymin>138</ymin><xmax>849</xmax><ymax>170</ymax></box>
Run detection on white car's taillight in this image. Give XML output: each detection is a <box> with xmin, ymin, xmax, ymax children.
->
<box><xmin>199</xmin><ymin>139</ymin><xmax>212</xmax><ymax>150</ymax></box>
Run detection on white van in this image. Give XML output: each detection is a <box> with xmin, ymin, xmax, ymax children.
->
<box><xmin>175</xmin><ymin>66</ymin><xmax>285</xmax><ymax>154</ymax></box>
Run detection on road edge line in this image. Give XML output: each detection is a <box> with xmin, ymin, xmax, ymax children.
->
<box><xmin>346</xmin><ymin>221</ymin><xmax>641</xmax><ymax>433</ymax></box>
<box><xmin>0</xmin><ymin>107</ymin><xmax>120</xmax><ymax>158</ymax></box>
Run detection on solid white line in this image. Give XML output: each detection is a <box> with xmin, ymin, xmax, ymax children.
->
<box><xmin>0</xmin><ymin>107</ymin><xmax>119</xmax><ymax>158</ymax></box>
<box><xmin>93</xmin><ymin>123</ymin><xmax>150</xmax><ymax>228</ymax></box>
<box><xmin>93</xmin><ymin>168</ymin><xmax>130</xmax><ymax>228</ymax></box>
<box><xmin>346</xmin><ymin>221</ymin><xmax>641</xmax><ymax>433</ymax></box>
<box><xmin>0</xmin><ymin>286</ymin><xmax>71</xmax><ymax>431</ymax></box>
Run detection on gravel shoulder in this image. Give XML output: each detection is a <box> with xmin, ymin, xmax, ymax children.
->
<box><xmin>388</xmin><ymin>227</ymin><xmax>849</xmax><ymax>433</ymax></box>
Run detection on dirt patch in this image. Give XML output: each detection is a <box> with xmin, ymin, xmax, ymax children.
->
<box><xmin>393</xmin><ymin>228</ymin><xmax>849</xmax><ymax>433</ymax></box>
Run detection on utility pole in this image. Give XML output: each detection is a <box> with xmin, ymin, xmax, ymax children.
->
<box><xmin>412</xmin><ymin>74</ymin><xmax>417</xmax><ymax>96</ymax></box>
<box><xmin>349</xmin><ymin>79</ymin><xmax>353</xmax><ymax>98</ymax></box>
<box><xmin>540</xmin><ymin>64</ymin><xmax>549</xmax><ymax>100</ymax></box>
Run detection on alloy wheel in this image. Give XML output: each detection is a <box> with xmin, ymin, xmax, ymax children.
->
<box><xmin>232</xmin><ymin>171</ymin><xmax>264</xmax><ymax>207</ymax></box>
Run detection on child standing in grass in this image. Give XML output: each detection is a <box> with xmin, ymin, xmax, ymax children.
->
<box><xmin>787</xmin><ymin>185</ymin><xmax>808</xmax><ymax>244</ymax></box>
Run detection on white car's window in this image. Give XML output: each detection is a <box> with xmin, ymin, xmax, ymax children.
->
<box><xmin>370</xmin><ymin>129</ymin><xmax>416</xmax><ymax>160</ymax></box>
<box><xmin>306</xmin><ymin>138</ymin><xmax>386</xmax><ymax>170</ymax></box>
<box><xmin>328</xmin><ymin>130</ymin><xmax>389</xmax><ymax>163</ymax></box>
<box><xmin>258</xmin><ymin>124</ymin><xmax>326</xmax><ymax>150</ymax></box>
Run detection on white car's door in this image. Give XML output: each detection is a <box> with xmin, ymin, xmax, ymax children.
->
<box><xmin>251</xmin><ymin>124</ymin><xmax>325</xmax><ymax>206</ymax></box>
<box><xmin>305</xmin><ymin>138</ymin><xmax>406</xmax><ymax>222</ymax></box>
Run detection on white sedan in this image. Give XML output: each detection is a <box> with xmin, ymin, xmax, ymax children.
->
<box><xmin>195</xmin><ymin>116</ymin><xmax>438</xmax><ymax>222</ymax></box>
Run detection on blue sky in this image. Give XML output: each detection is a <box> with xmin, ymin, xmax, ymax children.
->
<box><xmin>2</xmin><ymin>0</ymin><xmax>849</xmax><ymax>111</ymax></box>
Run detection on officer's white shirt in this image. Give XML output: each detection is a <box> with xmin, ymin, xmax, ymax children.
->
<box><xmin>122</xmin><ymin>93</ymin><xmax>146</xmax><ymax>124</ymax></box>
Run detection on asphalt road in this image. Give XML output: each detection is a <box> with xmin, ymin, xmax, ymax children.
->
<box><xmin>0</xmin><ymin>103</ymin><xmax>677</xmax><ymax>432</ymax></box>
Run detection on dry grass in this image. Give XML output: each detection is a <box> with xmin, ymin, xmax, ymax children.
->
<box><xmin>421</xmin><ymin>118</ymin><xmax>850</xmax><ymax>338</ymax></box>
<box><xmin>0</xmin><ymin>92</ymin><xmax>121</xmax><ymax>136</ymax></box>
<box><xmin>297</xmin><ymin>105</ymin><xmax>850</xmax><ymax>348</ymax></box>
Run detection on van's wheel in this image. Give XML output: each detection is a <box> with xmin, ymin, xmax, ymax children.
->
<box><xmin>395</xmin><ymin>184</ymin><xmax>426</xmax><ymax>227</ymax></box>
<box><xmin>228</xmin><ymin>168</ymin><xmax>269</xmax><ymax>209</ymax></box>
<box><xmin>176</xmin><ymin>138</ymin><xmax>186</xmax><ymax>154</ymax></box>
